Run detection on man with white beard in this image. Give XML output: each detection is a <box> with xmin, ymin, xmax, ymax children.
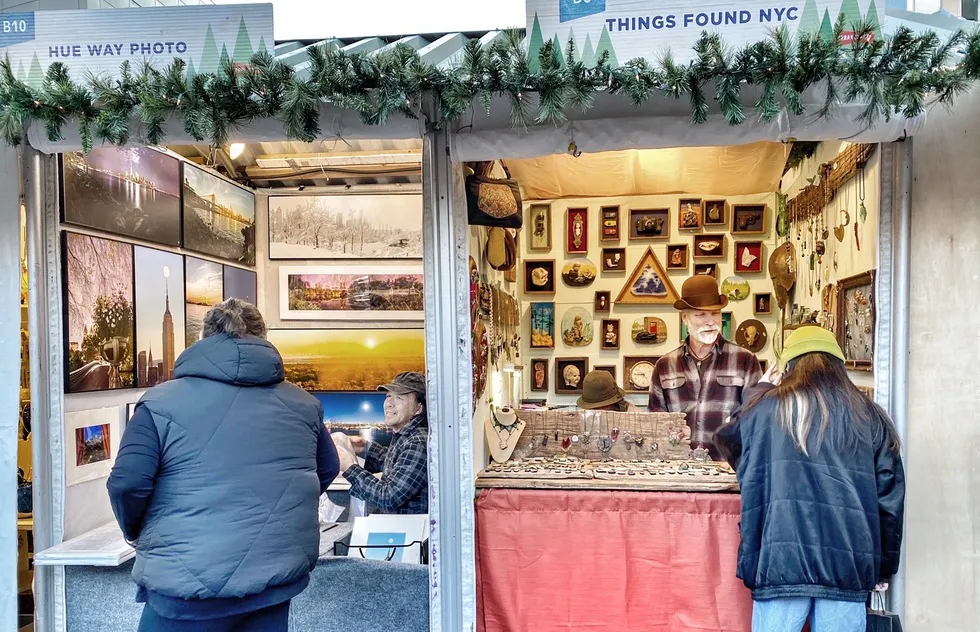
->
<box><xmin>649</xmin><ymin>275</ymin><xmax>762</xmax><ymax>460</ymax></box>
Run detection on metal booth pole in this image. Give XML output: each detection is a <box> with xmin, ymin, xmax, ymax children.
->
<box><xmin>420</xmin><ymin>100</ymin><xmax>476</xmax><ymax>632</ymax></box>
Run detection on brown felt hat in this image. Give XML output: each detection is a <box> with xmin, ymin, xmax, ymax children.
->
<box><xmin>577</xmin><ymin>370</ymin><xmax>626</xmax><ymax>409</ymax></box>
<box><xmin>673</xmin><ymin>274</ymin><xmax>729</xmax><ymax>311</ymax></box>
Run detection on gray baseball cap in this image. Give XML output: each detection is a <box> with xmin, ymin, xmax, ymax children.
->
<box><xmin>377</xmin><ymin>371</ymin><xmax>427</xmax><ymax>398</ymax></box>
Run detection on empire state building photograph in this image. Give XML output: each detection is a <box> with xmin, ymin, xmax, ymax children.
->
<box><xmin>134</xmin><ymin>246</ymin><xmax>186</xmax><ymax>388</ymax></box>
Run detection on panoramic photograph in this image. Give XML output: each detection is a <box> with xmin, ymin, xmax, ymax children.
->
<box><xmin>182</xmin><ymin>163</ymin><xmax>256</xmax><ymax>265</ymax></box>
<box><xmin>281</xmin><ymin>266</ymin><xmax>424</xmax><ymax>320</ymax></box>
<box><xmin>184</xmin><ymin>256</ymin><xmax>224</xmax><ymax>347</ymax></box>
<box><xmin>134</xmin><ymin>246</ymin><xmax>186</xmax><ymax>388</ymax></box>
<box><xmin>62</xmin><ymin>147</ymin><xmax>181</xmax><ymax>247</ymax></box>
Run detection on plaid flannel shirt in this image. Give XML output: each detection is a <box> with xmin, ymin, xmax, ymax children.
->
<box><xmin>648</xmin><ymin>338</ymin><xmax>762</xmax><ymax>460</ymax></box>
<box><xmin>343</xmin><ymin>414</ymin><xmax>428</xmax><ymax>514</ymax></box>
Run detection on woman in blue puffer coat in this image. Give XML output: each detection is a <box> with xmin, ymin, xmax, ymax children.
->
<box><xmin>714</xmin><ymin>326</ymin><xmax>905</xmax><ymax>632</ymax></box>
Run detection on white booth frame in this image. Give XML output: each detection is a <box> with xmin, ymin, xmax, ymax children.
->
<box><xmin>7</xmin><ymin>95</ymin><xmax>913</xmax><ymax>632</ymax></box>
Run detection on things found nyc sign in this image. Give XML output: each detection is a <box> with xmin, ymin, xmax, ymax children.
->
<box><xmin>526</xmin><ymin>0</ymin><xmax>884</xmax><ymax>66</ymax></box>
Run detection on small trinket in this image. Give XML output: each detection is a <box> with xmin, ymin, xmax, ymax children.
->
<box><xmin>611</xmin><ymin>427</ymin><xmax>620</xmax><ymax>441</ymax></box>
<box><xmin>597</xmin><ymin>437</ymin><xmax>613</xmax><ymax>453</ymax></box>
<box><xmin>571</xmin><ymin>434</ymin><xmax>579</xmax><ymax>444</ymax></box>
<box><xmin>561</xmin><ymin>437</ymin><xmax>571</xmax><ymax>451</ymax></box>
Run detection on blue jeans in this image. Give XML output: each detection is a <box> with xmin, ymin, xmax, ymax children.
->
<box><xmin>752</xmin><ymin>597</ymin><xmax>865</xmax><ymax>632</ymax></box>
<box><xmin>137</xmin><ymin>600</ymin><xmax>290</xmax><ymax>632</ymax></box>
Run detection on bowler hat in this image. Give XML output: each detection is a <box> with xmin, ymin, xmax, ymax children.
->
<box><xmin>577</xmin><ymin>370</ymin><xmax>626</xmax><ymax>409</ymax></box>
<box><xmin>673</xmin><ymin>274</ymin><xmax>729</xmax><ymax>311</ymax></box>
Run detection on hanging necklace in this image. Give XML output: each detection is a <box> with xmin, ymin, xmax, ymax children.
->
<box><xmin>596</xmin><ymin>413</ymin><xmax>614</xmax><ymax>454</ymax></box>
<box><xmin>856</xmin><ymin>165</ymin><xmax>866</xmax><ymax>252</ymax></box>
<box><xmin>489</xmin><ymin>408</ymin><xmax>518</xmax><ymax>451</ymax></box>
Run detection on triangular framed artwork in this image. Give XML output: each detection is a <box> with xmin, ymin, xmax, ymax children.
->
<box><xmin>615</xmin><ymin>247</ymin><xmax>680</xmax><ymax>305</ymax></box>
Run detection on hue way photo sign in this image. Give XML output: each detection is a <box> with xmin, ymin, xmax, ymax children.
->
<box><xmin>0</xmin><ymin>3</ymin><xmax>273</xmax><ymax>86</ymax></box>
<box><xmin>526</xmin><ymin>0</ymin><xmax>883</xmax><ymax>66</ymax></box>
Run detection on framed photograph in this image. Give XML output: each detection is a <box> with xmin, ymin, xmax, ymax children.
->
<box><xmin>732</xmin><ymin>204</ymin><xmax>768</xmax><ymax>235</ymax></box>
<box><xmin>601</xmin><ymin>248</ymin><xmax>627</xmax><ymax>272</ymax></box>
<box><xmin>555</xmin><ymin>357</ymin><xmax>589</xmax><ymax>394</ymax></box>
<box><xmin>561</xmin><ymin>258</ymin><xmax>598</xmax><ymax>287</ymax></box>
<box><xmin>224</xmin><ymin>266</ymin><xmax>258</xmax><ymax>305</ymax></box>
<box><xmin>61</xmin><ymin>148</ymin><xmax>181</xmax><ymax>247</ymax></box>
<box><xmin>566</xmin><ymin>208</ymin><xmax>589</xmax><ymax>253</ymax></box>
<box><xmin>268</xmin><ymin>193</ymin><xmax>422</xmax><ymax>260</ymax></box>
<box><xmin>529</xmin><ymin>302</ymin><xmax>556</xmax><ymax>349</ymax></box>
<box><xmin>63</xmin><ymin>232</ymin><xmax>136</xmax><ymax>393</ymax></box>
<box><xmin>631</xmin><ymin>317</ymin><xmax>667</xmax><ymax>344</ymax></box>
<box><xmin>184</xmin><ymin>256</ymin><xmax>224</xmax><ymax>348</ymax></box>
<box><xmin>734</xmin><ymin>241</ymin><xmax>764</xmax><ymax>273</ymax></box>
<box><xmin>64</xmin><ymin>407</ymin><xmax>121</xmax><ymax>486</ymax></box>
<box><xmin>530</xmin><ymin>358</ymin><xmax>549</xmax><ymax>392</ymax></box>
<box><xmin>599</xmin><ymin>206</ymin><xmax>621</xmax><ymax>242</ymax></box>
<box><xmin>693</xmin><ymin>234</ymin><xmax>727</xmax><ymax>259</ymax></box>
<box><xmin>280</xmin><ymin>265</ymin><xmax>424</xmax><ymax>320</ymax></box>
<box><xmin>594</xmin><ymin>291</ymin><xmax>611</xmax><ymax>313</ymax></box>
<box><xmin>134</xmin><ymin>246</ymin><xmax>185</xmax><ymax>388</ymax></box>
<box><xmin>524</xmin><ymin>260</ymin><xmax>556</xmax><ymax>294</ymax></box>
<box><xmin>754</xmin><ymin>292</ymin><xmax>773</xmax><ymax>315</ymax></box>
<box><xmin>694</xmin><ymin>263</ymin><xmax>719</xmax><ymax>279</ymax></box>
<box><xmin>680</xmin><ymin>312</ymin><xmax>733</xmax><ymax>340</ymax></box>
<box><xmin>678</xmin><ymin>199</ymin><xmax>703</xmax><ymax>231</ymax></box>
<box><xmin>593</xmin><ymin>365</ymin><xmax>617</xmax><ymax>382</ymax></box>
<box><xmin>267</xmin><ymin>328</ymin><xmax>425</xmax><ymax>391</ymax></box>
<box><xmin>703</xmin><ymin>200</ymin><xmax>728</xmax><ymax>228</ymax></box>
<box><xmin>182</xmin><ymin>163</ymin><xmax>256</xmax><ymax>266</ymax></box>
<box><xmin>836</xmin><ymin>270</ymin><xmax>876</xmax><ymax>371</ymax></box>
<box><xmin>629</xmin><ymin>209</ymin><xmax>669</xmax><ymax>240</ymax></box>
<box><xmin>600</xmin><ymin>319</ymin><xmax>620</xmax><ymax>350</ymax></box>
<box><xmin>759</xmin><ymin>359</ymin><xmax>769</xmax><ymax>373</ymax></box>
<box><xmin>527</xmin><ymin>204</ymin><xmax>552</xmax><ymax>251</ymax></box>
<box><xmin>615</xmin><ymin>247</ymin><xmax>679</xmax><ymax>305</ymax></box>
<box><xmin>623</xmin><ymin>356</ymin><xmax>660</xmax><ymax>393</ymax></box>
<box><xmin>666</xmin><ymin>244</ymin><xmax>689</xmax><ymax>270</ymax></box>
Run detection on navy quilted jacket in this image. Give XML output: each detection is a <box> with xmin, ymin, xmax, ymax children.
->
<box><xmin>715</xmin><ymin>384</ymin><xmax>905</xmax><ymax>603</ymax></box>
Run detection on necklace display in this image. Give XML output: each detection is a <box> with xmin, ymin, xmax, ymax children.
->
<box><xmin>486</xmin><ymin>406</ymin><xmax>525</xmax><ymax>463</ymax></box>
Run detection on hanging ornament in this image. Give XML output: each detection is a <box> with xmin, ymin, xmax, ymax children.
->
<box><xmin>834</xmin><ymin>209</ymin><xmax>849</xmax><ymax>242</ymax></box>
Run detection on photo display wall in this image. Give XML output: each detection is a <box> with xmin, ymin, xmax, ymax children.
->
<box><xmin>59</xmin><ymin>148</ymin><xmax>257</xmax><ymax>394</ymax></box>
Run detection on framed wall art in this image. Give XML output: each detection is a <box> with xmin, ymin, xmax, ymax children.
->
<box><xmin>601</xmin><ymin>248</ymin><xmax>627</xmax><ymax>272</ymax></box>
<box><xmin>527</xmin><ymin>204</ymin><xmax>552</xmax><ymax>251</ymax></box>
<box><xmin>599</xmin><ymin>206</ymin><xmax>621</xmax><ymax>241</ymax></box>
<box><xmin>678</xmin><ymin>199</ymin><xmax>703</xmax><ymax>231</ymax></box>
<box><xmin>732</xmin><ymin>204</ymin><xmax>768</xmax><ymax>235</ymax></box>
<box><xmin>555</xmin><ymin>357</ymin><xmax>589</xmax><ymax>394</ymax></box>
<box><xmin>722</xmin><ymin>275</ymin><xmax>751</xmax><ymax>301</ymax></box>
<box><xmin>694</xmin><ymin>263</ymin><xmax>719</xmax><ymax>279</ymax></box>
<box><xmin>224</xmin><ymin>266</ymin><xmax>258</xmax><ymax>305</ymax></box>
<box><xmin>64</xmin><ymin>407</ymin><xmax>121</xmax><ymax>486</ymax></box>
<box><xmin>134</xmin><ymin>246</ymin><xmax>185</xmax><ymax>388</ymax></box>
<box><xmin>734</xmin><ymin>319</ymin><xmax>768</xmax><ymax>352</ymax></box>
<box><xmin>759</xmin><ymin>359</ymin><xmax>769</xmax><ymax>373</ymax></box>
<box><xmin>629</xmin><ymin>209</ymin><xmax>669</xmax><ymax>240</ymax></box>
<box><xmin>565</xmin><ymin>207</ymin><xmax>589</xmax><ymax>254</ymax></box>
<box><xmin>593</xmin><ymin>365</ymin><xmax>617</xmax><ymax>381</ymax></box>
<box><xmin>631</xmin><ymin>317</ymin><xmax>667</xmax><ymax>345</ymax></box>
<box><xmin>693</xmin><ymin>234</ymin><xmax>727</xmax><ymax>259</ymax></box>
<box><xmin>530</xmin><ymin>359</ymin><xmax>550</xmax><ymax>392</ymax></box>
<box><xmin>280</xmin><ymin>265</ymin><xmax>424</xmax><ymax>321</ymax></box>
<box><xmin>182</xmin><ymin>163</ymin><xmax>256</xmax><ymax>266</ymax></box>
<box><xmin>268</xmin><ymin>193</ymin><xmax>423</xmax><ymax>260</ymax></box>
<box><xmin>624</xmin><ymin>356</ymin><xmax>659</xmax><ymax>393</ymax></box>
<box><xmin>600</xmin><ymin>319</ymin><xmax>621</xmax><ymax>350</ymax></box>
<box><xmin>184</xmin><ymin>256</ymin><xmax>223</xmax><ymax>348</ymax></box>
<box><xmin>754</xmin><ymin>292</ymin><xmax>773</xmax><ymax>315</ymax></box>
<box><xmin>560</xmin><ymin>307</ymin><xmax>594</xmax><ymax>347</ymax></box>
<box><xmin>529</xmin><ymin>302</ymin><xmax>556</xmax><ymax>349</ymax></box>
<box><xmin>61</xmin><ymin>148</ymin><xmax>182</xmax><ymax>247</ymax></box>
<box><xmin>666</xmin><ymin>244</ymin><xmax>689</xmax><ymax>270</ymax></box>
<box><xmin>593</xmin><ymin>291</ymin><xmax>611</xmax><ymax>313</ymax></box>
<box><xmin>836</xmin><ymin>270</ymin><xmax>876</xmax><ymax>371</ymax></box>
<box><xmin>703</xmin><ymin>200</ymin><xmax>728</xmax><ymax>228</ymax></box>
<box><xmin>267</xmin><ymin>328</ymin><xmax>425</xmax><ymax>391</ymax></box>
<box><xmin>524</xmin><ymin>260</ymin><xmax>556</xmax><ymax>294</ymax></box>
<box><xmin>63</xmin><ymin>232</ymin><xmax>136</xmax><ymax>393</ymax></box>
<box><xmin>561</xmin><ymin>258</ymin><xmax>597</xmax><ymax>287</ymax></box>
<box><xmin>615</xmin><ymin>247</ymin><xmax>680</xmax><ymax>305</ymax></box>
<box><xmin>734</xmin><ymin>241</ymin><xmax>764</xmax><ymax>273</ymax></box>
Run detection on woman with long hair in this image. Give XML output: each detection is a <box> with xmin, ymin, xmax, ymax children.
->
<box><xmin>715</xmin><ymin>326</ymin><xmax>905</xmax><ymax>632</ymax></box>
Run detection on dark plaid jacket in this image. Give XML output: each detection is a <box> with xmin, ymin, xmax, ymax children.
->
<box><xmin>648</xmin><ymin>338</ymin><xmax>762</xmax><ymax>459</ymax></box>
<box><xmin>343</xmin><ymin>414</ymin><xmax>428</xmax><ymax>514</ymax></box>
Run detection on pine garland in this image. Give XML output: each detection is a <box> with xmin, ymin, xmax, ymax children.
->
<box><xmin>1</xmin><ymin>20</ymin><xmax>979</xmax><ymax>151</ymax></box>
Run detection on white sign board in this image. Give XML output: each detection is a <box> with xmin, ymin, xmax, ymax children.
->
<box><xmin>0</xmin><ymin>3</ymin><xmax>274</xmax><ymax>86</ymax></box>
<box><xmin>526</xmin><ymin>0</ymin><xmax>883</xmax><ymax>66</ymax></box>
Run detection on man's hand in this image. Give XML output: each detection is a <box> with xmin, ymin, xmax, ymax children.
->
<box><xmin>349</xmin><ymin>436</ymin><xmax>368</xmax><ymax>455</ymax></box>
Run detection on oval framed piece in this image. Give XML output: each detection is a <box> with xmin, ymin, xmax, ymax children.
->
<box><xmin>721</xmin><ymin>275</ymin><xmax>751</xmax><ymax>301</ymax></box>
<box><xmin>561</xmin><ymin>258</ymin><xmax>597</xmax><ymax>287</ymax></box>
<box><xmin>560</xmin><ymin>306</ymin><xmax>594</xmax><ymax>347</ymax></box>
<box><xmin>735</xmin><ymin>319</ymin><xmax>768</xmax><ymax>352</ymax></box>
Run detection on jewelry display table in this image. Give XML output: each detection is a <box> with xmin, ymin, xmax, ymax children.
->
<box><xmin>475</xmin><ymin>488</ymin><xmax>751</xmax><ymax>632</ymax></box>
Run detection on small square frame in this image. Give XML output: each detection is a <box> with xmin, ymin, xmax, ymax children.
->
<box><xmin>601</xmin><ymin>247</ymin><xmax>627</xmax><ymax>272</ymax></box>
<box><xmin>693</xmin><ymin>234</ymin><xmax>727</xmax><ymax>259</ymax></box>
<box><xmin>678</xmin><ymin>199</ymin><xmax>704</xmax><ymax>231</ymax></box>
<box><xmin>694</xmin><ymin>263</ymin><xmax>719</xmax><ymax>279</ymax></box>
<box><xmin>599</xmin><ymin>206</ymin><xmax>621</xmax><ymax>242</ymax></box>
<box><xmin>523</xmin><ymin>259</ymin><xmax>556</xmax><ymax>294</ymax></box>
<box><xmin>555</xmin><ymin>357</ymin><xmax>589</xmax><ymax>395</ymax></box>
<box><xmin>593</xmin><ymin>365</ymin><xmax>617</xmax><ymax>382</ymax></box>
<box><xmin>629</xmin><ymin>209</ymin><xmax>670</xmax><ymax>240</ymax></box>
<box><xmin>703</xmin><ymin>200</ymin><xmax>728</xmax><ymax>228</ymax></box>
<box><xmin>594</xmin><ymin>291</ymin><xmax>611</xmax><ymax>313</ymax></box>
<box><xmin>529</xmin><ymin>358</ymin><xmax>550</xmax><ymax>392</ymax></box>
<box><xmin>734</xmin><ymin>241</ymin><xmax>764</xmax><ymax>273</ymax></box>
<box><xmin>732</xmin><ymin>204</ymin><xmax>768</xmax><ymax>235</ymax></box>
<box><xmin>666</xmin><ymin>244</ymin><xmax>689</xmax><ymax>270</ymax></box>
<box><xmin>600</xmin><ymin>319</ymin><xmax>621</xmax><ymax>350</ymax></box>
<box><xmin>753</xmin><ymin>292</ymin><xmax>773</xmax><ymax>315</ymax></box>
<box><xmin>623</xmin><ymin>356</ymin><xmax>661</xmax><ymax>394</ymax></box>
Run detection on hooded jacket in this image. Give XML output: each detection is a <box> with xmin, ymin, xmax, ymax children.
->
<box><xmin>128</xmin><ymin>334</ymin><xmax>323</xmax><ymax>601</ymax></box>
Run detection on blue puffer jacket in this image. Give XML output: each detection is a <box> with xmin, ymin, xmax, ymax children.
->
<box><xmin>132</xmin><ymin>334</ymin><xmax>322</xmax><ymax>600</ymax></box>
<box><xmin>714</xmin><ymin>384</ymin><xmax>905</xmax><ymax>603</ymax></box>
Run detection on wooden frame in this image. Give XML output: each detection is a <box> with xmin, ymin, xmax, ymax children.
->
<box><xmin>703</xmin><ymin>200</ymin><xmax>728</xmax><ymax>228</ymax></box>
<box><xmin>593</xmin><ymin>365</ymin><xmax>617</xmax><ymax>382</ymax></box>
<box><xmin>678</xmin><ymin>198</ymin><xmax>703</xmax><ymax>231</ymax></box>
<box><xmin>601</xmin><ymin>247</ymin><xmax>627</xmax><ymax>272</ymax></box>
<box><xmin>623</xmin><ymin>356</ymin><xmax>660</xmax><ymax>393</ymax></box>
<box><xmin>593</xmin><ymin>291</ymin><xmax>611</xmax><ymax>313</ymax></box>
<box><xmin>734</xmin><ymin>241</ymin><xmax>764</xmax><ymax>273</ymax></box>
<box><xmin>630</xmin><ymin>317</ymin><xmax>667</xmax><ymax>344</ymax></box>
<box><xmin>693</xmin><ymin>234</ymin><xmax>727</xmax><ymax>259</ymax></box>
<box><xmin>666</xmin><ymin>244</ymin><xmax>689</xmax><ymax>270</ymax></box>
<box><xmin>629</xmin><ymin>208</ymin><xmax>670</xmax><ymax>240</ymax></box>
<box><xmin>530</xmin><ymin>358</ymin><xmax>550</xmax><ymax>392</ymax></box>
<box><xmin>732</xmin><ymin>204</ymin><xmax>768</xmax><ymax>235</ymax></box>
<box><xmin>599</xmin><ymin>205</ymin><xmax>621</xmax><ymax>242</ymax></box>
<box><xmin>523</xmin><ymin>259</ymin><xmax>556</xmax><ymax>294</ymax></box>
<box><xmin>836</xmin><ymin>270</ymin><xmax>876</xmax><ymax>371</ymax></box>
<box><xmin>753</xmin><ymin>292</ymin><xmax>773</xmax><ymax>315</ymax></box>
<box><xmin>565</xmin><ymin>207</ymin><xmax>589</xmax><ymax>254</ymax></box>
<box><xmin>600</xmin><ymin>319</ymin><xmax>621</xmax><ymax>350</ymax></box>
<box><xmin>694</xmin><ymin>263</ymin><xmax>719</xmax><ymax>279</ymax></box>
<box><xmin>527</xmin><ymin>204</ymin><xmax>553</xmax><ymax>251</ymax></box>
<box><xmin>555</xmin><ymin>357</ymin><xmax>589</xmax><ymax>394</ymax></box>
<box><xmin>614</xmin><ymin>247</ymin><xmax>679</xmax><ymax>305</ymax></box>
<box><xmin>529</xmin><ymin>302</ymin><xmax>556</xmax><ymax>349</ymax></box>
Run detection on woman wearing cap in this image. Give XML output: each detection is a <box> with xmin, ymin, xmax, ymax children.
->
<box><xmin>578</xmin><ymin>370</ymin><xmax>637</xmax><ymax>411</ymax></box>
<box><xmin>714</xmin><ymin>326</ymin><xmax>905</xmax><ymax>632</ymax></box>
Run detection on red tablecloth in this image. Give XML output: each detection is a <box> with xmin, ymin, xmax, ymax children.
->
<box><xmin>475</xmin><ymin>489</ymin><xmax>752</xmax><ymax>632</ymax></box>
